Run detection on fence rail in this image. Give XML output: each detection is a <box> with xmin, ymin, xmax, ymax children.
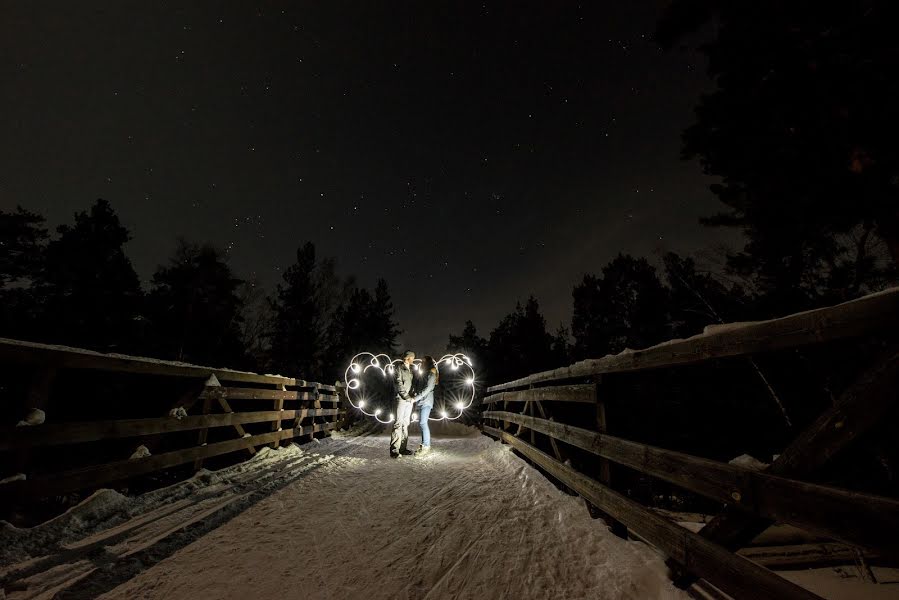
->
<box><xmin>489</xmin><ymin>287</ymin><xmax>899</xmax><ymax>391</ymax></box>
<box><xmin>482</xmin><ymin>287</ymin><xmax>899</xmax><ymax>600</ymax></box>
<box><xmin>0</xmin><ymin>338</ymin><xmax>346</xmax><ymax>506</ymax></box>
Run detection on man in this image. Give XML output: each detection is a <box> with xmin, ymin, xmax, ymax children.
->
<box><xmin>389</xmin><ymin>350</ymin><xmax>416</xmax><ymax>458</ymax></box>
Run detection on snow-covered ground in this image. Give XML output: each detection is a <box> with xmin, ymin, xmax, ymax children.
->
<box><xmin>1</xmin><ymin>425</ymin><xmax>896</xmax><ymax>600</ymax></box>
<box><xmin>1</xmin><ymin>425</ymin><xmax>686</xmax><ymax>599</ymax></box>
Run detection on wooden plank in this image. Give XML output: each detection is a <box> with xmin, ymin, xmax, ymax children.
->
<box><xmin>0</xmin><ymin>337</ymin><xmax>306</xmax><ymax>387</ymax></box>
<box><xmin>585</xmin><ymin>377</ymin><xmax>627</xmax><ymax>538</ymax></box>
<box><xmin>528</xmin><ymin>400</ymin><xmax>535</xmax><ymax>445</ymax></box>
<box><xmin>668</xmin><ymin>348</ymin><xmax>899</xmax><ymax>585</ymax></box>
<box><xmin>533</xmin><ymin>401</ymin><xmax>563</xmax><ymax>462</ymax></box>
<box><xmin>482</xmin><ymin>410</ymin><xmax>899</xmax><ymax>553</ymax></box>
<box><xmin>272</xmin><ymin>385</ymin><xmax>286</xmax><ymax>449</ymax></box>
<box><xmin>737</xmin><ymin>543</ymin><xmax>881</xmax><ymax>569</ymax></box>
<box><xmin>482</xmin><ymin>426</ymin><xmax>822</xmax><ymax>600</ymax></box>
<box><xmin>208</xmin><ymin>388</ymin><xmax>303</xmax><ymax>401</ymax></box>
<box><xmin>483</xmin><ymin>384</ymin><xmax>596</xmax><ymax>405</ymax></box>
<box><xmin>487</xmin><ymin>287</ymin><xmax>899</xmax><ymax>392</ymax></box>
<box><xmin>310</xmin><ymin>385</ymin><xmax>323</xmax><ymax>442</ymax></box>
<box><xmin>217</xmin><ymin>396</ymin><xmax>255</xmax><ymax>456</ymax></box>
<box><xmin>200</xmin><ymin>388</ymin><xmax>339</xmax><ymax>402</ymax></box>
<box><xmin>0</xmin><ymin>423</ymin><xmax>336</xmax><ymax>502</ymax></box>
<box><xmin>11</xmin><ymin>368</ymin><xmax>57</xmax><ymax>473</ymax></box>
<box><xmin>0</xmin><ymin>409</ymin><xmax>341</xmax><ymax>450</ymax></box>
<box><xmin>193</xmin><ymin>395</ymin><xmax>213</xmax><ymax>470</ymax></box>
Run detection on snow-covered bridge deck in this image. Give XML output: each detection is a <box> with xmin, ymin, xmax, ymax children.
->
<box><xmin>4</xmin><ymin>290</ymin><xmax>899</xmax><ymax>599</ymax></box>
<box><xmin>2</xmin><ymin>426</ymin><xmax>685</xmax><ymax>600</ymax></box>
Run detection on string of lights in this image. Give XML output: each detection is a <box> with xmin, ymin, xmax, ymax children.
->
<box><xmin>343</xmin><ymin>352</ymin><xmax>476</xmax><ymax>423</ymax></box>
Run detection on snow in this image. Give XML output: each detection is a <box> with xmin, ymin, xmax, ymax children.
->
<box><xmin>780</xmin><ymin>567</ymin><xmax>899</xmax><ymax>600</ymax></box>
<box><xmin>0</xmin><ymin>337</ymin><xmax>296</xmax><ymax>381</ymax></box>
<box><xmin>3</xmin><ymin>426</ymin><xmax>894</xmax><ymax>599</ymax></box>
<box><xmin>129</xmin><ymin>445</ymin><xmax>151</xmax><ymax>460</ymax></box>
<box><xmin>728</xmin><ymin>454</ymin><xmax>770</xmax><ymax>471</ymax></box>
<box><xmin>16</xmin><ymin>409</ymin><xmax>45</xmax><ymax>427</ymax></box>
<box><xmin>1</xmin><ymin>427</ymin><xmax>686</xmax><ymax>600</ymax></box>
<box><xmin>0</xmin><ymin>474</ymin><xmax>26</xmax><ymax>486</ymax></box>
<box><xmin>491</xmin><ymin>285</ymin><xmax>899</xmax><ymax>392</ymax></box>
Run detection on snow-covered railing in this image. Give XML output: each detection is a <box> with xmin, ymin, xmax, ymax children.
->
<box><xmin>482</xmin><ymin>288</ymin><xmax>899</xmax><ymax>600</ymax></box>
<box><xmin>0</xmin><ymin>340</ymin><xmax>346</xmax><ymax>505</ymax></box>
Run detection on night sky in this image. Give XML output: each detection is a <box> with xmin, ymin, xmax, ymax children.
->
<box><xmin>1</xmin><ymin>2</ymin><xmax>741</xmax><ymax>354</ymax></box>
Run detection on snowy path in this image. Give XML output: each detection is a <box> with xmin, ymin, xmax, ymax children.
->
<box><xmin>2</xmin><ymin>425</ymin><xmax>687</xmax><ymax>600</ymax></box>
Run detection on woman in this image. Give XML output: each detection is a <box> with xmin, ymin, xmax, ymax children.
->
<box><xmin>412</xmin><ymin>355</ymin><xmax>439</xmax><ymax>456</ymax></box>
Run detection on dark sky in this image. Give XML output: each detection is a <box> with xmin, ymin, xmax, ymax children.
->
<box><xmin>1</xmin><ymin>1</ymin><xmax>740</xmax><ymax>354</ymax></box>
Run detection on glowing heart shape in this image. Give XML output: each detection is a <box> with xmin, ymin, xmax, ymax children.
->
<box><xmin>344</xmin><ymin>352</ymin><xmax>476</xmax><ymax>423</ymax></box>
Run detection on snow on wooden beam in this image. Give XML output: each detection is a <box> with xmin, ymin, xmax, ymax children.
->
<box><xmin>0</xmin><ymin>422</ymin><xmax>337</xmax><ymax>502</ymax></box>
<box><xmin>0</xmin><ymin>337</ymin><xmax>308</xmax><ymax>387</ymax></box>
<box><xmin>483</xmin><ymin>426</ymin><xmax>823</xmax><ymax>600</ymax></box>
<box><xmin>483</xmin><ymin>410</ymin><xmax>899</xmax><ymax>555</ymax></box>
<box><xmin>488</xmin><ymin>286</ymin><xmax>899</xmax><ymax>393</ymax></box>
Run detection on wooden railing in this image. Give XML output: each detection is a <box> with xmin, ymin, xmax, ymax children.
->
<box><xmin>0</xmin><ymin>339</ymin><xmax>346</xmax><ymax>505</ymax></box>
<box><xmin>482</xmin><ymin>287</ymin><xmax>899</xmax><ymax>600</ymax></box>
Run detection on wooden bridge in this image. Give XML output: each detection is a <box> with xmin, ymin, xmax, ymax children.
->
<box><xmin>1</xmin><ymin>289</ymin><xmax>898</xmax><ymax>599</ymax></box>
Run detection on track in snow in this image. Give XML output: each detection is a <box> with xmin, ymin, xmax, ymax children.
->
<box><xmin>1</xmin><ymin>425</ymin><xmax>687</xmax><ymax>600</ymax></box>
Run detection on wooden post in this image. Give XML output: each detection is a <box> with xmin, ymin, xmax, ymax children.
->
<box><xmin>310</xmin><ymin>384</ymin><xmax>322</xmax><ymax>442</ymax></box>
<box><xmin>529</xmin><ymin>400</ymin><xmax>536</xmax><ymax>445</ymax></box>
<box><xmin>669</xmin><ymin>349</ymin><xmax>899</xmax><ymax>588</ymax></box>
<box><xmin>501</xmin><ymin>392</ymin><xmax>509</xmax><ymax>437</ymax></box>
<box><xmin>193</xmin><ymin>399</ymin><xmax>213</xmax><ymax>470</ymax></box>
<box><xmin>271</xmin><ymin>384</ymin><xmax>285</xmax><ymax>449</ymax></box>
<box><xmin>533</xmin><ymin>401</ymin><xmax>563</xmax><ymax>462</ymax></box>
<box><xmin>585</xmin><ymin>375</ymin><xmax>627</xmax><ymax>538</ymax></box>
<box><xmin>13</xmin><ymin>367</ymin><xmax>57</xmax><ymax>476</ymax></box>
<box><xmin>217</xmin><ymin>395</ymin><xmax>255</xmax><ymax>455</ymax></box>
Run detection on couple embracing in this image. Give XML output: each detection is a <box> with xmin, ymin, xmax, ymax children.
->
<box><xmin>389</xmin><ymin>351</ymin><xmax>438</xmax><ymax>458</ymax></box>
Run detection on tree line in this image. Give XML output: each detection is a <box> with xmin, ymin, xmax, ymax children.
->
<box><xmin>0</xmin><ymin>199</ymin><xmax>399</xmax><ymax>383</ymax></box>
<box><xmin>447</xmin><ymin>0</ymin><xmax>899</xmax><ymax>387</ymax></box>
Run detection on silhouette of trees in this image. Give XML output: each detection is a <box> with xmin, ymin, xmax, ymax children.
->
<box><xmin>0</xmin><ymin>207</ymin><xmax>47</xmax><ymax>338</ymax></box>
<box><xmin>146</xmin><ymin>240</ymin><xmax>248</xmax><ymax>367</ymax></box>
<box><xmin>571</xmin><ymin>254</ymin><xmax>669</xmax><ymax>360</ymax></box>
<box><xmin>486</xmin><ymin>296</ymin><xmax>557</xmax><ymax>384</ymax></box>
<box><xmin>662</xmin><ymin>251</ymin><xmax>747</xmax><ymax>338</ymax></box>
<box><xmin>268</xmin><ymin>242</ymin><xmax>351</xmax><ymax>381</ymax></box>
<box><xmin>447</xmin><ymin>320</ymin><xmax>488</xmax><ymax>362</ymax></box>
<box><xmin>658</xmin><ymin>1</ymin><xmax>899</xmax><ymax>313</ymax></box>
<box><xmin>35</xmin><ymin>200</ymin><xmax>143</xmax><ymax>352</ymax></box>
<box><xmin>322</xmin><ymin>277</ymin><xmax>401</xmax><ymax>383</ymax></box>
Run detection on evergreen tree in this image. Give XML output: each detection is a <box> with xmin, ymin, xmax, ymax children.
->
<box><xmin>447</xmin><ymin>320</ymin><xmax>488</xmax><ymax>360</ymax></box>
<box><xmin>0</xmin><ymin>207</ymin><xmax>47</xmax><ymax>338</ymax></box>
<box><xmin>147</xmin><ymin>240</ymin><xmax>247</xmax><ymax>366</ymax></box>
<box><xmin>322</xmin><ymin>279</ymin><xmax>400</xmax><ymax>383</ymax></box>
<box><xmin>36</xmin><ymin>199</ymin><xmax>143</xmax><ymax>351</ymax></box>
<box><xmin>662</xmin><ymin>252</ymin><xmax>748</xmax><ymax>338</ymax></box>
<box><xmin>550</xmin><ymin>325</ymin><xmax>571</xmax><ymax>367</ymax></box>
<box><xmin>657</xmin><ymin>1</ymin><xmax>899</xmax><ymax>312</ymax></box>
<box><xmin>370</xmin><ymin>278</ymin><xmax>401</xmax><ymax>355</ymax></box>
<box><xmin>487</xmin><ymin>296</ymin><xmax>555</xmax><ymax>384</ymax></box>
<box><xmin>571</xmin><ymin>254</ymin><xmax>669</xmax><ymax>359</ymax></box>
<box><xmin>268</xmin><ymin>242</ymin><xmax>325</xmax><ymax>379</ymax></box>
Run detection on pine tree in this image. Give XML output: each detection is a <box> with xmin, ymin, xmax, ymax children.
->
<box><xmin>658</xmin><ymin>1</ymin><xmax>899</xmax><ymax>311</ymax></box>
<box><xmin>447</xmin><ymin>320</ymin><xmax>488</xmax><ymax>359</ymax></box>
<box><xmin>487</xmin><ymin>296</ymin><xmax>555</xmax><ymax>384</ymax></box>
<box><xmin>268</xmin><ymin>242</ymin><xmax>324</xmax><ymax>379</ymax></box>
<box><xmin>147</xmin><ymin>240</ymin><xmax>247</xmax><ymax>367</ymax></box>
<box><xmin>662</xmin><ymin>252</ymin><xmax>747</xmax><ymax>338</ymax></box>
<box><xmin>0</xmin><ymin>207</ymin><xmax>47</xmax><ymax>338</ymax></box>
<box><xmin>322</xmin><ymin>280</ymin><xmax>401</xmax><ymax>383</ymax></box>
<box><xmin>571</xmin><ymin>254</ymin><xmax>669</xmax><ymax>359</ymax></box>
<box><xmin>36</xmin><ymin>199</ymin><xmax>143</xmax><ymax>351</ymax></box>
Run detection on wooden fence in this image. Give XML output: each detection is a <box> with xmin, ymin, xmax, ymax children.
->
<box><xmin>482</xmin><ymin>287</ymin><xmax>899</xmax><ymax>600</ymax></box>
<box><xmin>0</xmin><ymin>339</ymin><xmax>346</xmax><ymax>506</ymax></box>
